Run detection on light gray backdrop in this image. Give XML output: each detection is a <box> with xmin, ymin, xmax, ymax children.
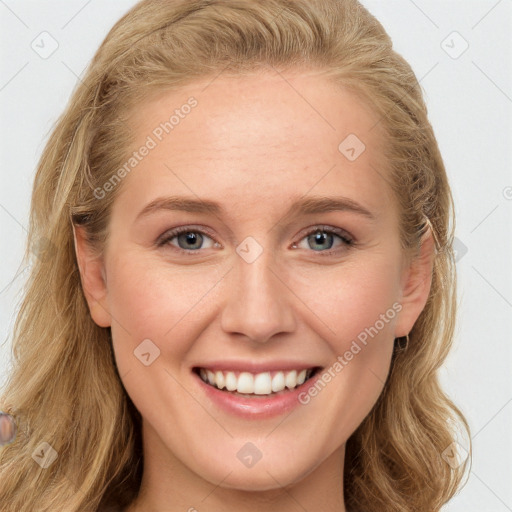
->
<box><xmin>1</xmin><ymin>1</ymin><xmax>511</xmax><ymax>510</ymax></box>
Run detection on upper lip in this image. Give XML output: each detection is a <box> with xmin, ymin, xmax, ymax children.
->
<box><xmin>193</xmin><ymin>360</ymin><xmax>322</xmax><ymax>374</ymax></box>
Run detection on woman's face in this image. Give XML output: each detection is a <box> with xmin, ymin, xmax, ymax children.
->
<box><xmin>76</xmin><ymin>69</ymin><xmax>432</xmax><ymax>493</ymax></box>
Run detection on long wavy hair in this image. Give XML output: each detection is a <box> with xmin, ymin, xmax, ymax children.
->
<box><xmin>0</xmin><ymin>0</ymin><xmax>472</xmax><ymax>510</ymax></box>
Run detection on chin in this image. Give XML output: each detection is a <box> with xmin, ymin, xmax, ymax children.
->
<box><xmin>194</xmin><ymin>448</ymin><xmax>315</xmax><ymax>492</ymax></box>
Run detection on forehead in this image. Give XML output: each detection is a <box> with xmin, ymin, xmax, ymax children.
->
<box><xmin>115</xmin><ymin>69</ymin><xmax>395</xmax><ymax>223</ymax></box>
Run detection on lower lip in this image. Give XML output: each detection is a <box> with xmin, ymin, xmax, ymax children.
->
<box><xmin>193</xmin><ymin>370</ymin><xmax>322</xmax><ymax>419</ymax></box>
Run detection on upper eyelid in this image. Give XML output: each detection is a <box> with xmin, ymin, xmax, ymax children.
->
<box><xmin>297</xmin><ymin>225</ymin><xmax>353</xmax><ymax>242</ymax></box>
<box><xmin>158</xmin><ymin>224</ymin><xmax>217</xmax><ymax>243</ymax></box>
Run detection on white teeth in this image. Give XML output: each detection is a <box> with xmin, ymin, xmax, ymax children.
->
<box><xmin>285</xmin><ymin>370</ymin><xmax>297</xmax><ymax>389</ymax></box>
<box><xmin>271</xmin><ymin>372</ymin><xmax>285</xmax><ymax>392</ymax></box>
<box><xmin>297</xmin><ymin>369</ymin><xmax>307</xmax><ymax>385</ymax></box>
<box><xmin>215</xmin><ymin>371</ymin><xmax>225</xmax><ymax>390</ymax></box>
<box><xmin>198</xmin><ymin>368</ymin><xmax>314</xmax><ymax>395</ymax></box>
<box><xmin>225</xmin><ymin>371</ymin><xmax>237</xmax><ymax>391</ymax></box>
<box><xmin>253</xmin><ymin>372</ymin><xmax>272</xmax><ymax>395</ymax></box>
<box><xmin>237</xmin><ymin>372</ymin><xmax>254</xmax><ymax>393</ymax></box>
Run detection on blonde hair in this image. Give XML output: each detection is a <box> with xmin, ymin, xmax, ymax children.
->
<box><xmin>0</xmin><ymin>1</ymin><xmax>472</xmax><ymax>510</ymax></box>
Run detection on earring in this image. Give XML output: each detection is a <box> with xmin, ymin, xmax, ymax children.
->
<box><xmin>394</xmin><ymin>334</ymin><xmax>409</xmax><ymax>352</ymax></box>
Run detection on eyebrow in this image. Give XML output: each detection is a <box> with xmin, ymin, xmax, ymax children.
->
<box><xmin>135</xmin><ymin>195</ymin><xmax>376</xmax><ymax>222</ymax></box>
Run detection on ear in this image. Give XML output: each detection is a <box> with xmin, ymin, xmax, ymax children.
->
<box><xmin>72</xmin><ymin>223</ymin><xmax>112</xmax><ymax>328</ymax></box>
<box><xmin>394</xmin><ymin>228</ymin><xmax>436</xmax><ymax>338</ymax></box>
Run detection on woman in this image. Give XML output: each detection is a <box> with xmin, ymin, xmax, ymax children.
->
<box><xmin>0</xmin><ymin>0</ymin><xmax>471</xmax><ymax>510</ymax></box>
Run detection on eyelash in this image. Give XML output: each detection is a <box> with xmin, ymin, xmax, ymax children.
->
<box><xmin>156</xmin><ymin>224</ymin><xmax>355</xmax><ymax>257</ymax></box>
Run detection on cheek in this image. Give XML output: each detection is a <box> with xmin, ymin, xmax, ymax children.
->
<box><xmin>292</xmin><ymin>255</ymin><xmax>400</xmax><ymax>411</ymax></box>
<box><xmin>105</xmin><ymin>255</ymin><xmax>225</xmax><ymax>366</ymax></box>
<box><xmin>295</xmin><ymin>263</ymin><xmax>400</xmax><ymax>442</ymax></box>
<box><xmin>295</xmin><ymin>254</ymin><xmax>403</xmax><ymax>345</ymax></box>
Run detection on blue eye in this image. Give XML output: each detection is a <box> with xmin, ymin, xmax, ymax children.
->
<box><xmin>293</xmin><ymin>226</ymin><xmax>354</xmax><ymax>255</ymax></box>
<box><xmin>157</xmin><ymin>226</ymin><xmax>219</xmax><ymax>253</ymax></box>
<box><xmin>157</xmin><ymin>225</ymin><xmax>354</xmax><ymax>256</ymax></box>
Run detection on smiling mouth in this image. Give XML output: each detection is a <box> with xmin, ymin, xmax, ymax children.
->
<box><xmin>193</xmin><ymin>367</ymin><xmax>322</xmax><ymax>397</ymax></box>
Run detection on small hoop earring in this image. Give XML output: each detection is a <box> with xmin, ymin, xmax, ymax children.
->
<box><xmin>394</xmin><ymin>334</ymin><xmax>409</xmax><ymax>352</ymax></box>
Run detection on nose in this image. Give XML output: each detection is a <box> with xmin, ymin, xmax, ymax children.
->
<box><xmin>220</xmin><ymin>248</ymin><xmax>296</xmax><ymax>344</ymax></box>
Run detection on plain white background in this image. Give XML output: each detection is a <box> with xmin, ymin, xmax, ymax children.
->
<box><xmin>0</xmin><ymin>1</ymin><xmax>511</xmax><ymax>510</ymax></box>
